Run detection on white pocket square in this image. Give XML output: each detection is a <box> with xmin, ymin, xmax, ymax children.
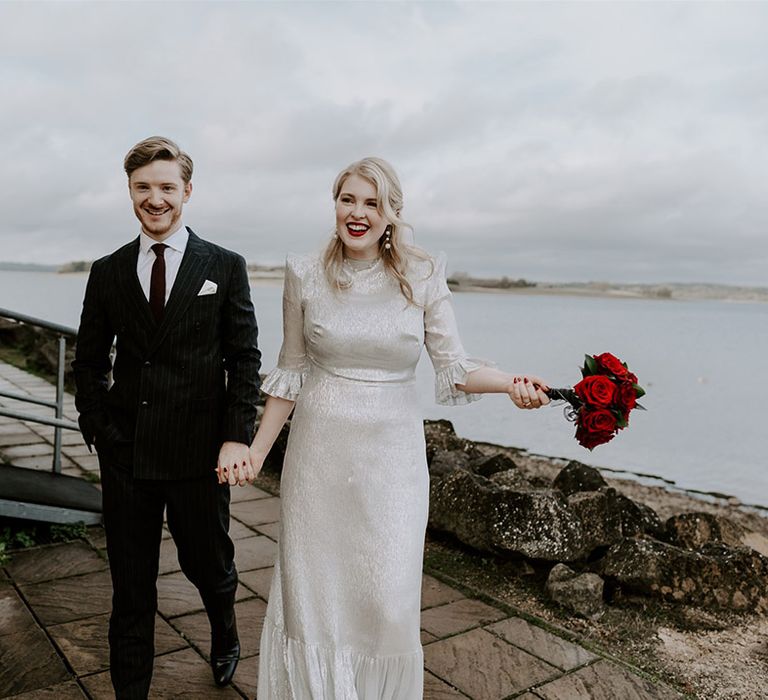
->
<box><xmin>198</xmin><ymin>280</ymin><xmax>218</xmax><ymax>296</ymax></box>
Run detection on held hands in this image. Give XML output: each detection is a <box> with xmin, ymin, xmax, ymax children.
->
<box><xmin>216</xmin><ymin>441</ymin><xmax>257</xmax><ymax>487</ymax></box>
<box><xmin>508</xmin><ymin>375</ymin><xmax>550</xmax><ymax>410</ymax></box>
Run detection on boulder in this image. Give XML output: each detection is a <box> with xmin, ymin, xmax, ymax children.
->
<box><xmin>566</xmin><ymin>488</ymin><xmax>623</xmax><ymax>553</ymax></box>
<box><xmin>430</xmin><ymin>469</ymin><xmax>595</xmax><ymax>561</ymax></box>
<box><xmin>424</xmin><ymin>420</ymin><xmax>473</xmax><ymax>460</ymax></box>
<box><xmin>665</xmin><ymin>512</ymin><xmax>747</xmax><ymax>550</ymax></box>
<box><xmin>615</xmin><ymin>492</ymin><xmax>665</xmax><ymax>539</ymax></box>
<box><xmin>597</xmin><ymin>537</ymin><xmax>768</xmax><ymax>612</ymax></box>
<box><xmin>546</xmin><ymin>563</ymin><xmax>606</xmax><ymax>619</ymax></box>
<box><xmin>429</xmin><ymin>449</ymin><xmax>472</xmax><ymax>479</ymax></box>
<box><xmin>489</xmin><ymin>469</ymin><xmax>531</xmax><ymax>491</ymax></box>
<box><xmin>552</xmin><ymin>461</ymin><xmax>608</xmax><ymax>496</ymax></box>
<box><xmin>472</xmin><ymin>453</ymin><xmax>517</xmax><ymax>478</ymax></box>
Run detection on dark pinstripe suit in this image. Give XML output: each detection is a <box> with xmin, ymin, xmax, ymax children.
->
<box><xmin>73</xmin><ymin>229</ymin><xmax>261</xmax><ymax>699</ymax></box>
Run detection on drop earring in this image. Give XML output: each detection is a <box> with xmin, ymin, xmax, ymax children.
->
<box><xmin>384</xmin><ymin>226</ymin><xmax>392</xmax><ymax>251</ymax></box>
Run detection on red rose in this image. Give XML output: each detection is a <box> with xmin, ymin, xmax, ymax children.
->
<box><xmin>575</xmin><ymin>425</ymin><xmax>614</xmax><ymax>450</ymax></box>
<box><xmin>593</xmin><ymin>353</ymin><xmax>628</xmax><ymax>377</ymax></box>
<box><xmin>616</xmin><ymin>382</ymin><xmax>638</xmax><ymax>412</ymax></box>
<box><xmin>625</xmin><ymin>371</ymin><xmax>638</xmax><ymax>384</ymax></box>
<box><xmin>580</xmin><ymin>408</ymin><xmax>618</xmax><ymax>434</ymax></box>
<box><xmin>574</xmin><ymin>375</ymin><xmax>616</xmax><ymax>408</ymax></box>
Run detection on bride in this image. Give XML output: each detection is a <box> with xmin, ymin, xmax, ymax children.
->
<box><xmin>221</xmin><ymin>157</ymin><xmax>549</xmax><ymax>698</ymax></box>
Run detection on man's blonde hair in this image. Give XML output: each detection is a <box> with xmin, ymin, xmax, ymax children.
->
<box><xmin>124</xmin><ymin>136</ymin><xmax>193</xmax><ymax>183</ymax></box>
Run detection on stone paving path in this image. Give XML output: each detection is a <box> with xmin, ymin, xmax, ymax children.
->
<box><xmin>0</xmin><ymin>360</ymin><xmax>683</xmax><ymax>699</ymax></box>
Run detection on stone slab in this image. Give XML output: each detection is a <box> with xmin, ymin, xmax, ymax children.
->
<box><xmin>86</xmin><ymin>526</ymin><xmax>107</xmax><ymax>551</ymax></box>
<box><xmin>229</xmin><ymin>497</ymin><xmax>281</xmax><ymax>527</ymax></box>
<box><xmin>61</xmin><ymin>444</ymin><xmax>96</xmax><ymax>459</ymax></box>
<box><xmin>0</xmin><ymin>431</ymin><xmax>44</xmax><ymax>446</ymax></box>
<box><xmin>57</xmin><ymin>432</ymin><xmax>89</xmax><ymax>447</ymax></box>
<box><xmin>70</xmin><ymin>454</ymin><xmax>100</xmax><ymax>471</ymax></box>
<box><xmin>6</xmin><ymin>542</ymin><xmax>106</xmax><ymax>584</ymax></box>
<box><xmin>3</xmin><ymin>680</ymin><xmax>87</xmax><ymax>699</ymax></box>
<box><xmin>81</xmin><ymin>647</ymin><xmax>242</xmax><ymax>699</ymax></box>
<box><xmin>533</xmin><ymin>659</ymin><xmax>682</xmax><ymax>699</ymax></box>
<box><xmin>157</xmin><ymin>572</ymin><xmax>250</xmax><ymax>618</ymax></box>
<box><xmin>422</xmin><ymin>574</ymin><xmax>466</xmax><ymax>609</ymax></box>
<box><xmin>421</xmin><ymin>629</ymin><xmax>439</xmax><ymax>645</ymax></box>
<box><xmin>20</xmin><ymin>569</ymin><xmax>113</xmax><ymax>626</ymax></box>
<box><xmin>424</xmin><ymin>671</ymin><xmax>469</xmax><ymax>698</ymax></box>
<box><xmin>0</xmin><ymin>626</ymin><xmax>70</xmax><ymax>697</ymax></box>
<box><xmin>238</xmin><ymin>566</ymin><xmax>273</xmax><ymax>601</ymax></box>
<box><xmin>1</xmin><ymin>444</ymin><xmax>54</xmax><ymax>459</ymax></box>
<box><xmin>0</xmin><ymin>423</ymin><xmax>41</xmax><ymax>437</ymax></box>
<box><xmin>8</xmin><ymin>455</ymin><xmax>75</xmax><ymax>470</ymax></box>
<box><xmin>420</xmin><ymin>598</ymin><xmax>506</xmax><ymax>638</ymax></box>
<box><xmin>254</xmin><ymin>522</ymin><xmax>280</xmax><ymax>540</ymax></box>
<box><xmin>487</xmin><ymin>617</ymin><xmax>598</xmax><ymax>671</ymax></box>
<box><xmin>424</xmin><ymin>628</ymin><xmax>560</xmax><ymax>700</ymax></box>
<box><xmin>232</xmin><ymin>652</ymin><xmax>260</xmax><ymax>698</ymax></box>
<box><xmin>172</xmin><ymin>597</ymin><xmax>267</xmax><ymax>660</ymax></box>
<box><xmin>158</xmin><ymin>537</ymin><xmax>181</xmax><ymax>575</ymax></box>
<box><xmin>0</xmin><ymin>584</ymin><xmax>37</xmax><ymax>637</ymax></box>
<box><xmin>234</xmin><ymin>535</ymin><xmax>277</xmax><ymax>573</ymax></box>
<box><xmin>48</xmin><ymin>613</ymin><xmax>187</xmax><ymax>675</ymax></box>
<box><xmin>229</xmin><ymin>483</ymin><xmax>272</xmax><ymax>503</ymax></box>
<box><xmin>229</xmin><ymin>518</ymin><xmax>257</xmax><ymax>540</ymax></box>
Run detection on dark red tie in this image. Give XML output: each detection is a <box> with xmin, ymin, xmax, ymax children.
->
<box><xmin>149</xmin><ymin>243</ymin><xmax>168</xmax><ymax>323</ymax></box>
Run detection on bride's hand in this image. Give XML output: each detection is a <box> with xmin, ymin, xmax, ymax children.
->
<box><xmin>508</xmin><ymin>375</ymin><xmax>550</xmax><ymax>409</ymax></box>
<box><xmin>246</xmin><ymin>445</ymin><xmax>267</xmax><ymax>483</ymax></box>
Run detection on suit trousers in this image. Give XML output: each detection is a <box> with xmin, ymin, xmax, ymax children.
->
<box><xmin>98</xmin><ymin>445</ymin><xmax>237</xmax><ymax>700</ymax></box>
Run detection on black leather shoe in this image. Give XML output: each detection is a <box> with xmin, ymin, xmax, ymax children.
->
<box><xmin>211</xmin><ymin>639</ymin><xmax>240</xmax><ymax>687</ymax></box>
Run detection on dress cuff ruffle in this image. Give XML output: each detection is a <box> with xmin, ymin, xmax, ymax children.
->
<box><xmin>434</xmin><ymin>357</ymin><xmax>495</xmax><ymax>406</ymax></box>
<box><xmin>261</xmin><ymin>366</ymin><xmax>306</xmax><ymax>401</ymax></box>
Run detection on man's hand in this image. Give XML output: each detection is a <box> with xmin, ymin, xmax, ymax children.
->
<box><xmin>216</xmin><ymin>441</ymin><xmax>253</xmax><ymax>487</ymax></box>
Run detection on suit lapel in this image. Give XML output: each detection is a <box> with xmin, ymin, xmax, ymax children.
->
<box><xmin>147</xmin><ymin>230</ymin><xmax>213</xmax><ymax>355</ymax></box>
<box><xmin>114</xmin><ymin>238</ymin><xmax>156</xmax><ymax>332</ymax></box>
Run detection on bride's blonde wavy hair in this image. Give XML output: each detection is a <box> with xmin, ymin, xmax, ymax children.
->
<box><xmin>323</xmin><ymin>157</ymin><xmax>431</xmax><ymax>304</ymax></box>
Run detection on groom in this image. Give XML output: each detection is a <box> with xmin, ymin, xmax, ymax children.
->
<box><xmin>73</xmin><ymin>136</ymin><xmax>261</xmax><ymax>698</ymax></box>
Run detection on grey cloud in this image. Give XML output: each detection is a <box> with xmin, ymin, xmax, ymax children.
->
<box><xmin>0</xmin><ymin>1</ymin><xmax>766</xmax><ymax>285</ymax></box>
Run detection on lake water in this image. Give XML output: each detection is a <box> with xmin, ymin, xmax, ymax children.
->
<box><xmin>2</xmin><ymin>269</ymin><xmax>766</xmax><ymax>508</ymax></box>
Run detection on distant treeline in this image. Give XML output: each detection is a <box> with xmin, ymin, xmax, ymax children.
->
<box><xmin>447</xmin><ymin>272</ymin><xmax>536</xmax><ymax>289</ymax></box>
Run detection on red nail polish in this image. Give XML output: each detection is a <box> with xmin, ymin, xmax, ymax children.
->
<box><xmin>524</xmin><ymin>378</ymin><xmax>529</xmax><ymax>384</ymax></box>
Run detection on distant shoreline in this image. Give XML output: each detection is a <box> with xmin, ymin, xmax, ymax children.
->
<box><xmin>2</xmin><ymin>264</ymin><xmax>765</xmax><ymax>303</ymax></box>
<box><xmin>449</xmin><ymin>282</ymin><xmax>768</xmax><ymax>303</ymax></box>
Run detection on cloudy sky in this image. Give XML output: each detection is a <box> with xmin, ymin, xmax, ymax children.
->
<box><xmin>1</xmin><ymin>1</ymin><xmax>766</xmax><ymax>285</ymax></box>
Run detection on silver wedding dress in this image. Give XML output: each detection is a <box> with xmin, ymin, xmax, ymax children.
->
<box><xmin>257</xmin><ymin>252</ymin><xmax>486</xmax><ymax>699</ymax></box>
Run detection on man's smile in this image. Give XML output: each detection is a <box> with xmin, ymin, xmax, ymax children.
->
<box><xmin>144</xmin><ymin>205</ymin><xmax>171</xmax><ymax>216</ymax></box>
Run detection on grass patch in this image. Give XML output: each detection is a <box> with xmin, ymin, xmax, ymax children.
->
<box><xmin>0</xmin><ymin>517</ymin><xmax>88</xmax><ymax>565</ymax></box>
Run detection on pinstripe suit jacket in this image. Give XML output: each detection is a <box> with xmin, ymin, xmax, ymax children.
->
<box><xmin>73</xmin><ymin>229</ymin><xmax>261</xmax><ymax>479</ymax></box>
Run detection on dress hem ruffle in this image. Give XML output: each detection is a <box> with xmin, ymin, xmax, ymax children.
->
<box><xmin>258</xmin><ymin>615</ymin><xmax>424</xmax><ymax>700</ymax></box>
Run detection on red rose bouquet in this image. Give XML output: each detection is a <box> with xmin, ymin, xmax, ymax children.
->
<box><xmin>545</xmin><ymin>353</ymin><xmax>646</xmax><ymax>450</ymax></box>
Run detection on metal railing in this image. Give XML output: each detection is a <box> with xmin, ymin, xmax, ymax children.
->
<box><xmin>0</xmin><ymin>307</ymin><xmax>79</xmax><ymax>473</ymax></box>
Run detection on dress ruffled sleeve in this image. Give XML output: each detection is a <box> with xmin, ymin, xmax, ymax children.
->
<box><xmin>424</xmin><ymin>253</ymin><xmax>494</xmax><ymax>405</ymax></box>
<box><xmin>261</xmin><ymin>255</ymin><xmax>307</xmax><ymax>401</ymax></box>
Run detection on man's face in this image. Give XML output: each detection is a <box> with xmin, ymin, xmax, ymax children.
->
<box><xmin>129</xmin><ymin>159</ymin><xmax>192</xmax><ymax>240</ymax></box>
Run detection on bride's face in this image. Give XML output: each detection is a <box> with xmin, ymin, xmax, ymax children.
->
<box><xmin>335</xmin><ymin>174</ymin><xmax>387</xmax><ymax>260</ymax></box>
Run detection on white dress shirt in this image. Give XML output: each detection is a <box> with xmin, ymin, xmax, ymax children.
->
<box><xmin>136</xmin><ymin>224</ymin><xmax>189</xmax><ymax>304</ymax></box>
